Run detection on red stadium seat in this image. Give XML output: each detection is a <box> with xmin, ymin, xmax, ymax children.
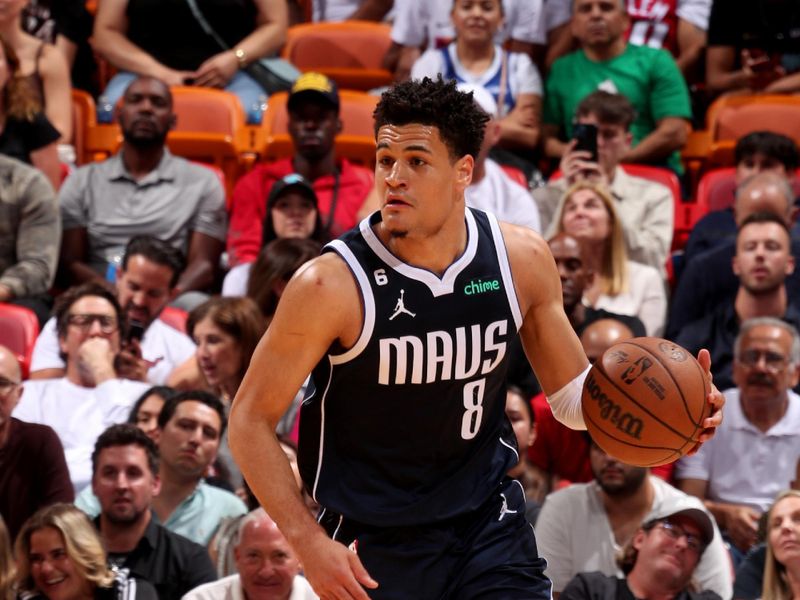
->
<box><xmin>159</xmin><ymin>306</ymin><xmax>189</xmax><ymax>334</ymax></box>
<box><xmin>0</xmin><ymin>303</ymin><xmax>40</xmax><ymax>378</ymax></box>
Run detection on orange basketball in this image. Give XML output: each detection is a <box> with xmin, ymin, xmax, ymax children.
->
<box><xmin>581</xmin><ymin>337</ymin><xmax>711</xmax><ymax>467</ymax></box>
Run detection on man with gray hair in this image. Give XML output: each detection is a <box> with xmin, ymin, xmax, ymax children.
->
<box><xmin>677</xmin><ymin>317</ymin><xmax>800</xmax><ymax>557</ymax></box>
<box><xmin>675</xmin><ymin>209</ymin><xmax>800</xmax><ymax>390</ymax></box>
<box><xmin>183</xmin><ymin>508</ymin><xmax>317</xmax><ymax>600</ymax></box>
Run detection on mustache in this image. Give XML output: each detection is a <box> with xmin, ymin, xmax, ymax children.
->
<box><xmin>747</xmin><ymin>373</ymin><xmax>774</xmax><ymax>386</ymax></box>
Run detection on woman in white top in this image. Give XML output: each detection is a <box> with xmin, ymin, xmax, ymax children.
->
<box><xmin>553</xmin><ymin>181</ymin><xmax>667</xmax><ymax>336</ymax></box>
<box><xmin>410</xmin><ymin>0</ymin><xmax>542</xmax><ymax>152</ymax></box>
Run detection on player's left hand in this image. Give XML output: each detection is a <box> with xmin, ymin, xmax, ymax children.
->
<box><xmin>686</xmin><ymin>349</ymin><xmax>724</xmax><ymax>455</ymax></box>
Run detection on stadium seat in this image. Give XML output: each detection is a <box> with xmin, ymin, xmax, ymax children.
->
<box><xmin>695</xmin><ymin>166</ymin><xmax>800</xmax><ymax>215</ymax></box>
<box><xmin>71</xmin><ymin>90</ymin><xmax>121</xmax><ymax>164</ymax></box>
<box><xmin>280</xmin><ymin>21</ymin><xmax>394</xmax><ymax>90</ymax></box>
<box><xmin>261</xmin><ymin>90</ymin><xmax>378</xmax><ymax>167</ymax></box>
<box><xmin>499</xmin><ymin>164</ymin><xmax>528</xmax><ymax>188</ymax></box>
<box><xmin>0</xmin><ymin>303</ymin><xmax>40</xmax><ymax>379</ymax></box>
<box><xmin>159</xmin><ymin>306</ymin><xmax>189</xmax><ymax>334</ymax></box>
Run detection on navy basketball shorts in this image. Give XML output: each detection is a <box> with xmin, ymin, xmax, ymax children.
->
<box><xmin>317</xmin><ymin>478</ymin><xmax>553</xmax><ymax>599</ymax></box>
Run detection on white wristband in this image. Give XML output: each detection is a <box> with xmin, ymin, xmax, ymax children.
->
<box><xmin>545</xmin><ymin>364</ymin><xmax>591</xmax><ymax>430</ymax></box>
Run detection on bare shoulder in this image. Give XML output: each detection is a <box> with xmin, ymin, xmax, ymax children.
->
<box><xmin>498</xmin><ymin>222</ymin><xmax>560</xmax><ymax>312</ymax></box>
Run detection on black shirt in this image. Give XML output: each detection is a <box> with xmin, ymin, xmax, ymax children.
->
<box><xmin>0</xmin><ymin>113</ymin><xmax>60</xmax><ymax>165</ymax></box>
<box><xmin>708</xmin><ymin>0</ymin><xmax>800</xmax><ymax>58</ymax></box>
<box><xmin>733</xmin><ymin>543</ymin><xmax>767</xmax><ymax>600</ymax></box>
<box><xmin>561</xmin><ymin>571</ymin><xmax>722</xmax><ymax>600</ymax></box>
<box><xmin>95</xmin><ymin>514</ymin><xmax>217</xmax><ymax>600</ymax></box>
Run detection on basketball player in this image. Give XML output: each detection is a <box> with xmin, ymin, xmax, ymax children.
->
<box><xmin>229</xmin><ymin>77</ymin><xmax>724</xmax><ymax>600</ymax></box>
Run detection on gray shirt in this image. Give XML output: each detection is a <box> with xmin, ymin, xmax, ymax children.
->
<box><xmin>0</xmin><ymin>155</ymin><xmax>59</xmax><ymax>297</ymax></box>
<box><xmin>60</xmin><ymin>149</ymin><xmax>227</xmax><ymax>275</ymax></box>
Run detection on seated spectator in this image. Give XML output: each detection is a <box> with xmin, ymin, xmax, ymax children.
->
<box><xmin>0</xmin><ymin>516</ymin><xmax>11</xmax><ymax>600</ymax></box>
<box><xmin>0</xmin><ymin>2</ymin><xmax>71</xmax><ymax>141</ymax></box>
<box><xmin>184</xmin><ymin>508</ymin><xmax>318</xmax><ymax>600</ymax></box>
<box><xmin>0</xmin><ymin>345</ymin><xmax>72</xmax><ymax>541</ymax></box>
<box><xmin>58</xmin><ymin>78</ymin><xmax>226</xmax><ymax>295</ymax></box>
<box><xmin>677</xmin><ymin>318</ymin><xmax>800</xmax><ymax>558</ymax></box>
<box><xmin>535</xmin><ymin>438</ymin><xmax>732</xmax><ymax>598</ymax></box>
<box><xmin>505</xmin><ymin>384</ymin><xmax>542</xmax><ymax>523</ymax></box>
<box><xmin>561</xmin><ymin>504</ymin><xmax>720</xmax><ymax>600</ymax></box>
<box><xmin>92</xmin><ymin>0</ymin><xmax>288</xmax><ymax>124</ymax></box>
<box><xmin>222</xmin><ymin>174</ymin><xmax>327</xmax><ymax>296</ymax></box>
<box><xmin>669</xmin><ymin>172</ymin><xmax>800</xmax><ymax>338</ymax></box>
<box><xmin>12</xmin><ymin>283</ymin><xmax>150</xmax><ymax>492</ymax></box>
<box><xmin>0</xmin><ymin>36</ymin><xmax>60</xmax><ymax>189</ymax></box>
<box><xmin>761</xmin><ymin>490</ymin><xmax>800</xmax><ymax>599</ymax></box>
<box><xmin>552</xmin><ymin>182</ymin><xmax>667</xmax><ymax>335</ymax></box>
<box><xmin>90</xmin><ymin>424</ymin><xmax>217</xmax><ymax>600</ymax></box>
<box><xmin>706</xmin><ymin>0</ymin><xmax>800</xmax><ymax>95</ymax></box>
<box><xmin>542</xmin><ymin>0</ymin><xmax>691</xmax><ymax>175</ymax></box>
<box><xmin>14</xmin><ymin>503</ymin><xmax>157</xmax><ymax>600</ymax></box>
<box><xmin>683</xmin><ymin>132</ymin><xmax>800</xmax><ymax>266</ymax></box>
<box><xmin>675</xmin><ymin>214</ymin><xmax>800</xmax><ymax>391</ymax></box>
<box><xmin>127</xmin><ymin>385</ymin><xmax>176</xmax><ymax>441</ymax></box>
<box><xmin>238</xmin><ymin>238</ymin><xmax>322</xmax><ymax>319</ymax></box>
<box><xmin>536</xmin><ymin>91</ymin><xmax>674</xmax><ymax>272</ymax></box>
<box><xmin>77</xmin><ymin>390</ymin><xmax>248</xmax><ymax>546</ymax></box>
<box><xmin>32</xmin><ymin>235</ymin><xmax>197</xmax><ymax>385</ymax></box>
<box><xmin>410</xmin><ymin>0</ymin><xmax>543</xmax><ymax>153</ymax></box>
<box><xmin>391</xmin><ymin>0</ymin><xmax>546</xmax><ymax>82</ymax></box>
<box><xmin>0</xmin><ymin>155</ymin><xmax>59</xmax><ymax>325</ymax></box>
<box><xmin>227</xmin><ymin>73</ymin><xmax>373</xmax><ymax>266</ymax></box>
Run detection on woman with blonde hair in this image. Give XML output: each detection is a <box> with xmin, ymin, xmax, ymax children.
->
<box><xmin>553</xmin><ymin>181</ymin><xmax>667</xmax><ymax>336</ymax></box>
<box><xmin>763</xmin><ymin>490</ymin><xmax>800</xmax><ymax>600</ymax></box>
<box><xmin>15</xmin><ymin>503</ymin><xmax>155</xmax><ymax>600</ymax></box>
<box><xmin>0</xmin><ymin>516</ymin><xmax>14</xmax><ymax>600</ymax></box>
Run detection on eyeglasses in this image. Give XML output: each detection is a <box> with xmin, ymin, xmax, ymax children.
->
<box><xmin>67</xmin><ymin>313</ymin><xmax>119</xmax><ymax>333</ymax></box>
<box><xmin>737</xmin><ymin>349</ymin><xmax>790</xmax><ymax>371</ymax></box>
<box><xmin>658</xmin><ymin>520</ymin><xmax>704</xmax><ymax>552</ymax></box>
<box><xmin>0</xmin><ymin>377</ymin><xmax>20</xmax><ymax>395</ymax></box>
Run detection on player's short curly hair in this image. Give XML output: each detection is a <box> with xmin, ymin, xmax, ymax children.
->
<box><xmin>373</xmin><ymin>76</ymin><xmax>489</xmax><ymax>161</ymax></box>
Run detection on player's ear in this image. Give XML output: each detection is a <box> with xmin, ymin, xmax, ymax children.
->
<box><xmin>454</xmin><ymin>154</ymin><xmax>474</xmax><ymax>190</ymax></box>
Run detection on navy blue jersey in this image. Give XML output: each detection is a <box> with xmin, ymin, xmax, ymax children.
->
<box><xmin>298</xmin><ymin>208</ymin><xmax>524</xmax><ymax>527</ymax></box>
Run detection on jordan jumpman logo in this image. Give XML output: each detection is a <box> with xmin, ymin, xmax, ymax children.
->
<box><xmin>389</xmin><ymin>289</ymin><xmax>416</xmax><ymax>320</ymax></box>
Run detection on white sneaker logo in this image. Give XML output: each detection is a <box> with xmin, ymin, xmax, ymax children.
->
<box><xmin>498</xmin><ymin>493</ymin><xmax>518</xmax><ymax>521</ymax></box>
<box><xmin>389</xmin><ymin>289</ymin><xmax>416</xmax><ymax>320</ymax></box>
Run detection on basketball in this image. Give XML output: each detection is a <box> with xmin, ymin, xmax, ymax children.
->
<box><xmin>581</xmin><ymin>337</ymin><xmax>711</xmax><ymax>467</ymax></box>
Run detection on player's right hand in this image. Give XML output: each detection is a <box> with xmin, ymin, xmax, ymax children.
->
<box><xmin>301</xmin><ymin>532</ymin><xmax>379</xmax><ymax>600</ymax></box>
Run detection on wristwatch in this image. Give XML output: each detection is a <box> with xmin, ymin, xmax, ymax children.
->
<box><xmin>234</xmin><ymin>47</ymin><xmax>247</xmax><ymax>68</ymax></box>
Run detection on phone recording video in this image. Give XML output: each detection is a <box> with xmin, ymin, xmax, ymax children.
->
<box><xmin>572</xmin><ymin>123</ymin><xmax>599</xmax><ymax>163</ymax></box>
<box><xmin>127</xmin><ymin>320</ymin><xmax>145</xmax><ymax>344</ymax></box>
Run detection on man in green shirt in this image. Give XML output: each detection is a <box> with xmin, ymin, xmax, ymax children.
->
<box><xmin>543</xmin><ymin>0</ymin><xmax>692</xmax><ymax>175</ymax></box>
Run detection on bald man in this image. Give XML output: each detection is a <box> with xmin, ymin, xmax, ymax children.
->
<box><xmin>0</xmin><ymin>345</ymin><xmax>72</xmax><ymax>539</ymax></box>
<box><xmin>579</xmin><ymin>318</ymin><xmax>635</xmax><ymax>364</ymax></box>
<box><xmin>184</xmin><ymin>508</ymin><xmax>317</xmax><ymax>600</ymax></box>
<box><xmin>669</xmin><ymin>171</ymin><xmax>800</xmax><ymax>338</ymax></box>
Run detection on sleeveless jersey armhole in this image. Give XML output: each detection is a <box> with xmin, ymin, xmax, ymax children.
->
<box><xmin>485</xmin><ymin>212</ymin><xmax>524</xmax><ymax>331</ymax></box>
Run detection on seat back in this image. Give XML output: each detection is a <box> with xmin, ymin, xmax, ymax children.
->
<box><xmin>170</xmin><ymin>86</ymin><xmax>246</xmax><ymax>135</ymax></box>
<box><xmin>159</xmin><ymin>306</ymin><xmax>189</xmax><ymax>334</ymax></box>
<box><xmin>695</xmin><ymin>167</ymin><xmax>737</xmax><ymax>214</ymax></box>
<box><xmin>0</xmin><ymin>303</ymin><xmax>40</xmax><ymax>378</ymax></box>
<box><xmin>281</xmin><ymin>21</ymin><xmax>394</xmax><ymax>90</ymax></box>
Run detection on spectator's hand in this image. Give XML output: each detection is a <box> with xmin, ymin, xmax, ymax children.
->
<box><xmin>300</xmin><ymin>530</ymin><xmax>378</xmax><ymax>600</ymax></box>
<box><xmin>78</xmin><ymin>337</ymin><xmax>117</xmax><ymax>384</ymax></box>
<box><xmin>116</xmin><ymin>339</ymin><xmax>160</xmax><ymax>382</ymax></box>
<box><xmin>741</xmin><ymin>49</ymin><xmax>786</xmax><ymax>91</ymax></box>
<box><xmin>560</xmin><ymin>139</ymin><xmax>607</xmax><ymax>186</ymax></box>
<box><xmin>725</xmin><ymin>504</ymin><xmax>760</xmax><ymax>551</ymax></box>
<box><xmin>157</xmin><ymin>67</ymin><xmax>196</xmax><ymax>87</ymax></box>
<box><xmin>686</xmin><ymin>349</ymin><xmax>725</xmax><ymax>457</ymax></box>
<box><xmin>194</xmin><ymin>51</ymin><xmax>239</xmax><ymax>88</ymax></box>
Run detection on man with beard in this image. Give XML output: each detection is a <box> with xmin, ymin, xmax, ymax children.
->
<box><xmin>30</xmin><ymin>235</ymin><xmax>196</xmax><ymax>385</ymax></box>
<box><xmin>58</xmin><ymin>76</ymin><xmax>227</xmax><ymax>294</ymax></box>
<box><xmin>675</xmin><ymin>210</ymin><xmax>800</xmax><ymax>391</ymax></box>
<box><xmin>534</xmin><ymin>439</ymin><xmax>731</xmax><ymax>598</ymax></box>
<box><xmin>226</xmin><ymin>72</ymin><xmax>373</xmax><ymax>267</ymax></box>
<box><xmin>677</xmin><ymin>318</ymin><xmax>800</xmax><ymax>557</ymax></box>
<box><xmin>90</xmin><ymin>424</ymin><xmax>217</xmax><ymax>600</ymax></box>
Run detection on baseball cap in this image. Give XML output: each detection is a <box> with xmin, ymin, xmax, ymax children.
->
<box><xmin>288</xmin><ymin>72</ymin><xmax>340</xmax><ymax>112</ymax></box>
<box><xmin>266</xmin><ymin>173</ymin><xmax>319</xmax><ymax>210</ymax></box>
<box><xmin>646</xmin><ymin>500</ymin><xmax>715</xmax><ymax>547</ymax></box>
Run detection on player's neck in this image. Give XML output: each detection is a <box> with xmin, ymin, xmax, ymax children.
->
<box><xmin>735</xmin><ymin>286</ymin><xmax>787</xmax><ymax>322</ymax></box>
<box><xmin>379</xmin><ymin>213</ymin><xmax>469</xmax><ymax>277</ymax></box>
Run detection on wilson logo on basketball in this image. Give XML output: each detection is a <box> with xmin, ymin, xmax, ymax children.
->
<box><xmin>584</xmin><ymin>371</ymin><xmax>644</xmax><ymax>440</ymax></box>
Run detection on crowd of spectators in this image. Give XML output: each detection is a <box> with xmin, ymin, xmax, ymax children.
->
<box><xmin>1</xmin><ymin>0</ymin><xmax>800</xmax><ymax>598</ymax></box>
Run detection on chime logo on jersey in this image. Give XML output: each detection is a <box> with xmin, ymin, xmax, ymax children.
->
<box><xmin>377</xmin><ymin>320</ymin><xmax>508</xmax><ymax>384</ymax></box>
<box><xmin>464</xmin><ymin>278</ymin><xmax>501</xmax><ymax>296</ymax></box>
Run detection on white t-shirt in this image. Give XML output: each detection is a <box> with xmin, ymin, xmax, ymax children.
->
<box><xmin>545</xmin><ymin>0</ymin><xmax>572</xmax><ymax>33</ymax></box>
<box><xmin>13</xmin><ymin>378</ymin><xmax>150</xmax><ymax>492</ymax></box>
<box><xmin>30</xmin><ymin>316</ymin><xmax>196</xmax><ymax>385</ymax></box>
<box><xmin>535</xmin><ymin>476</ymin><xmax>733</xmax><ymax>598</ymax></box>
<box><xmin>676</xmin><ymin>388</ymin><xmax>800</xmax><ymax>513</ymax></box>
<box><xmin>466</xmin><ymin>159</ymin><xmax>541</xmax><ymax>232</ymax></box>
<box><xmin>591</xmin><ymin>260</ymin><xmax>667</xmax><ymax>337</ymax></box>
<box><xmin>183</xmin><ymin>573</ymin><xmax>318</xmax><ymax>600</ymax></box>
<box><xmin>392</xmin><ymin>0</ymin><xmax>546</xmax><ymax>47</ymax></box>
<box><xmin>221</xmin><ymin>263</ymin><xmax>252</xmax><ymax>298</ymax></box>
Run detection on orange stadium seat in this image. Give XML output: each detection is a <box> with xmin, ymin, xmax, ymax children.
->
<box><xmin>0</xmin><ymin>303</ymin><xmax>40</xmax><ymax>379</ymax></box>
<box><xmin>280</xmin><ymin>21</ymin><xmax>394</xmax><ymax>91</ymax></box>
<box><xmin>261</xmin><ymin>89</ymin><xmax>378</xmax><ymax>166</ymax></box>
<box><xmin>72</xmin><ymin>89</ymin><xmax>121</xmax><ymax>164</ymax></box>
